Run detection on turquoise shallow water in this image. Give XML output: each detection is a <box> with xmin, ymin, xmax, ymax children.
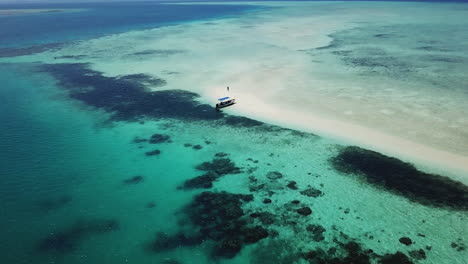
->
<box><xmin>1</xmin><ymin>2</ymin><xmax>468</xmax><ymax>264</ymax></box>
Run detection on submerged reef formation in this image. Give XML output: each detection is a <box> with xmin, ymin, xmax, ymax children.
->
<box><xmin>38</xmin><ymin>218</ymin><xmax>119</xmax><ymax>253</ymax></box>
<box><xmin>145</xmin><ymin>149</ymin><xmax>161</xmax><ymax>156</ymax></box>
<box><xmin>123</xmin><ymin>175</ymin><xmax>144</xmax><ymax>184</ymax></box>
<box><xmin>180</xmin><ymin>155</ymin><xmax>242</xmax><ymax>190</ymax></box>
<box><xmin>331</xmin><ymin>146</ymin><xmax>468</xmax><ymax>210</ymax></box>
<box><xmin>0</xmin><ymin>42</ymin><xmax>66</xmax><ymax>58</ymax></box>
<box><xmin>148</xmin><ymin>133</ymin><xmax>171</xmax><ymax>144</ymax></box>
<box><xmin>37</xmin><ymin>195</ymin><xmax>72</xmax><ymax>212</ymax></box>
<box><xmin>150</xmin><ymin>191</ymin><xmax>268</xmax><ymax>259</ymax></box>
<box><xmin>300</xmin><ymin>187</ymin><xmax>324</xmax><ymax>198</ymax></box>
<box><xmin>39</xmin><ymin>63</ymin><xmax>269</xmax><ymax>128</ymax></box>
<box><xmin>39</xmin><ymin>63</ymin><xmax>221</xmax><ymax>122</ymax></box>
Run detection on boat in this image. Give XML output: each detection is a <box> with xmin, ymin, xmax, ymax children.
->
<box><xmin>216</xmin><ymin>97</ymin><xmax>236</xmax><ymax>109</ymax></box>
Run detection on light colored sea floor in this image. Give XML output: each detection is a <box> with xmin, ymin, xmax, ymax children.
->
<box><xmin>4</xmin><ymin>1</ymin><xmax>468</xmax><ymax>181</ymax></box>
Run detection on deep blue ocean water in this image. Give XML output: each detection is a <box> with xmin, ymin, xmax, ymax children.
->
<box><xmin>0</xmin><ymin>2</ymin><xmax>254</xmax><ymax>48</ymax></box>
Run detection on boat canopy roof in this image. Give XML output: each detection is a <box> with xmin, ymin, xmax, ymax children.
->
<box><xmin>218</xmin><ymin>97</ymin><xmax>230</xmax><ymax>101</ymax></box>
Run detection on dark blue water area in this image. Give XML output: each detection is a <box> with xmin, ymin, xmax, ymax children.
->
<box><xmin>0</xmin><ymin>2</ymin><xmax>257</xmax><ymax>48</ymax></box>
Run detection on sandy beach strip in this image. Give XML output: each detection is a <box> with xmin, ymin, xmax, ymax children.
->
<box><xmin>202</xmin><ymin>89</ymin><xmax>468</xmax><ymax>184</ymax></box>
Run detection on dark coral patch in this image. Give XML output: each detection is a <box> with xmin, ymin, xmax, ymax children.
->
<box><xmin>266</xmin><ymin>171</ymin><xmax>283</xmax><ymax>180</ymax></box>
<box><xmin>179</xmin><ymin>173</ymin><xmax>217</xmax><ymax>190</ymax></box>
<box><xmin>153</xmin><ymin>191</ymin><xmax>266</xmax><ymax>259</ymax></box>
<box><xmin>37</xmin><ymin>195</ymin><xmax>72</xmax><ymax>212</ymax></box>
<box><xmin>38</xmin><ymin>219</ymin><xmax>119</xmax><ymax>253</ymax></box>
<box><xmin>39</xmin><ymin>63</ymin><xmax>287</xmax><ymax>131</ymax></box>
<box><xmin>250</xmin><ymin>212</ymin><xmax>275</xmax><ymax>225</ymax></box>
<box><xmin>399</xmin><ymin>237</ymin><xmax>412</xmax><ymax>246</ymax></box>
<box><xmin>286</xmin><ymin>181</ymin><xmax>298</xmax><ymax>190</ymax></box>
<box><xmin>380</xmin><ymin>252</ymin><xmax>413</xmax><ymax>264</ymax></box>
<box><xmin>306</xmin><ymin>224</ymin><xmax>326</xmax><ymax>242</ymax></box>
<box><xmin>150</xmin><ymin>232</ymin><xmax>204</xmax><ymax>252</ymax></box>
<box><xmin>409</xmin><ymin>249</ymin><xmax>426</xmax><ymax>260</ymax></box>
<box><xmin>118</xmin><ymin>73</ymin><xmax>167</xmax><ymax>87</ymax></box>
<box><xmin>212</xmin><ymin>238</ymin><xmax>242</xmax><ymax>259</ymax></box>
<box><xmin>451</xmin><ymin>238</ymin><xmax>466</xmax><ymax>252</ymax></box>
<box><xmin>123</xmin><ymin>175</ymin><xmax>144</xmax><ymax>184</ymax></box>
<box><xmin>39</xmin><ymin>63</ymin><xmax>223</xmax><ymax>122</ymax></box>
<box><xmin>192</xmin><ymin>144</ymin><xmax>203</xmax><ymax>150</ymax></box>
<box><xmin>132</xmin><ymin>136</ymin><xmax>148</xmax><ymax>143</ymax></box>
<box><xmin>0</xmin><ymin>42</ymin><xmax>66</xmax><ymax>58</ymax></box>
<box><xmin>302</xmin><ymin>240</ymin><xmax>376</xmax><ymax>264</ymax></box>
<box><xmin>145</xmin><ymin>149</ymin><xmax>161</xmax><ymax>156</ymax></box>
<box><xmin>149</xmin><ymin>134</ymin><xmax>170</xmax><ymax>144</ymax></box>
<box><xmin>196</xmin><ymin>157</ymin><xmax>242</xmax><ymax>176</ymax></box>
<box><xmin>221</xmin><ymin>115</ymin><xmax>264</xmax><ymax>127</ymax></box>
<box><xmin>146</xmin><ymin>202</ymin><xmax>157</xmax><ymax>208</ymax></box>
<box><xmin>300</xmin><ymin>187</ymin><xmax>323</xmax><ymax>198</ymax></box>
<box><xmin>331</xmin><ymin>146</ymin><xmax>468</xmax><ymax>210</ymax></box>
<box><xmin>296</xmin><ymin>207</ymin><xmax>312</xmax><ymax>216</ymax></box>
<box><xmin>179</xmin><ymin>156</ymin><xmax>242</xmax><ymax>190</ymax></box>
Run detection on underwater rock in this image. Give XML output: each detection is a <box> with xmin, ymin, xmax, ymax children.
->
<box><xmin>149</xmin><ymin>134</ymin><xmax>170</xmax><ymax>144</ymax></box>
<box><xmin>408</xmin><ymin>249</ymin><xmax>426</xmax><ymax>260</ymax></box>
<box><xmin>196</xmin><ymin>158</ymin><xmax>242</xmax><ymax>175</ymax></box>
<box><xmin>331</xmin><ymin>146</ymin><xmax>468</xmax><ymax>210</ymax></box>
<box><xmin>450</xmin><ymin>238</ymin><xmax>466</xmax><ymax>251</ymax></box>
<box><xmin>221</xmin><ymin>115</ymin><xmax>264</xmax><ymax>128</ymax></box>
<box><xmin>38</xmin><ymin>219</ymin><xmax>119</xmax><ymax>253</ymax></box>
<box><xmin>251</xmin><ymin>239</ymin><xmax>300</xmax><ymax>264</ymax></box>
<box><xmin>286</xmin><ymin>181</ymin><xmax>298</xmax><ymax>190</ymax></box>
<box><xmin>184</xmin><ymin>143</ymin><xmax>192</xmax><ymax>147</ymax></box>
<box><xmin>123</xmin><ymin>175</ymin><xmax>144</xmax><ymax>184</ymax></box>
<box><xmin>263</xmin><ymin>198</ymin><xmax>272</xmax><ymax>204</ymax></box>
<box><xmin>215</xmin><ymin>152</ymin><xmax>228</xmax><ymax>157</ymax></box>
<box><xmin>306</xmin><ymin>224</ymin><xmax>326</xmax><ymax>242</ymax></box>
<box><xmin>380</xmin><ymin>252</ymin><xmax>413</xmax><ymax>264</ymax></box>
<box><xmin>192</xmin><ymin>144</ymin><xmax>203</xmax><ymax>150</ymax></box>
<box><xmin>250</xmin><ymin>212</ymin><xmax>275</xmax><ymax>225</ymax></box>
<box><xmin>132</xmin><ymin>136</ymin><xmax>148</xmax><ymax>143</ymax></box>
<box><xmin>145</xmin><ymin>149</ymin><xmax>161</xmax><ymax>156</ymax></box>
<box><xmin>300</xmin><ymin>187</ymin><xmax>323</xmax><ymax>198</ymax></box>
<box><xmin>249</xmin><ymin>183</ymin><xmax>265</xmax><ymax>192</ymax></box>
<box><xmin>399</xmin><ymin>237</ymin><xmax>413</xmax><ymax>246</ymax></box>
<box><xmin>151</xmin><ymin>232</ymin><xmax>204</xmax><ymax>252</ymax></box>
<box><xmin>291</xmin><ymin>200</ymin><xmax>301</xmax><ymax>204</ymax></box>
<box><xmin>266</xmin><ymin>171</ymin><xmax>283</xmax><ymax>180</ymax></box>
<box><xmin>296</xmin><ymin>207</ymin><xmax>312</xmax><ymax>216</ymax></box>
<box><xmin>243</xmin><ymin>226</ymin><xmax>269</xmax><ymax>244</ymax></box>
<box><xmin>180</xmin><ymin>173</ymin><xmax>217</xmax><ymax>189</ymax></box>
<box><xmin>146</xmin><ymin>202</ymin><xmax>156</xmax><ymax>208</ymax></box>
<box><xmin>38</xmin><ymin>195</ymin><xmax>72</xmax><ymax>212</ymax></box>
<box><xmin>212</xmin><ymin>239</ymin><xmax>242</xmax><ymax>259</ymax></box>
